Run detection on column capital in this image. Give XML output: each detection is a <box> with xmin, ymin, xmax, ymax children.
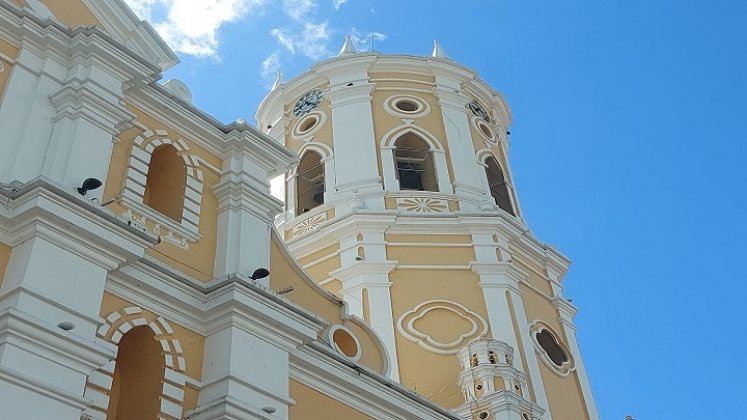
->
<box><xmin>471</xmin><ymin>262</ymin><xmax>527</xmax><ymax>282</ymax></box>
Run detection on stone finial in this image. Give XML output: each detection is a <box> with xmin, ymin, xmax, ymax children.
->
<box><xmin>338</xmin><ymin>34</ymin><xmax>358</xmax><ymax>56</ymax></box>
<box><xmin>271</xmin><ymin>71</ymin><xmax>283</xmax><ymax>90</ymax></box>
<box><xmin>431</xmin><ymin>40</ymin><xmax>450</xmax><ymax>59</ymax></box>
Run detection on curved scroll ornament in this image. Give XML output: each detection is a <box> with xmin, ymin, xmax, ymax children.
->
<box><xmin>397</xmin><ymin>300</ymin><xmax>489</xmax><ymax>355</ymax></box>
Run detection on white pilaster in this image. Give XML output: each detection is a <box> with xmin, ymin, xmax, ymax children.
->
<box><xmin>433</xmin><ymin>75</ymin><xmax>488</xmax><ymax>210</ymax></box>
<box><xmin>213</xmin><ymin>152</ymin><xmax>283</xmax><ymax>283</ymax></box>
<box><xmin>331</xmin><ymin>248</ymin><xmax>400</xmax><ymax>381</ymax></box>
<box><xmin>548</xmin><ymin>270</ymin><xmax>599</xmax><ymax>420</ymax></box>
<box><xmin>192</xmin><ymin>324</ymin><xmax>292</xmax><ymax>420</ymax></box>
<box><xmin>471</xmin><ymin>261</ymin><xmax>553</xmax><ymax>420</ymax></box>
<box><xmin>323</xmin><ymin>59</ymin><xmax>383</xmax><ymax>196</ymax></box>
<box><xmin>0</xmin><ymin>48</ymin><xmax>64</xmax><ymax>183</ymax></box>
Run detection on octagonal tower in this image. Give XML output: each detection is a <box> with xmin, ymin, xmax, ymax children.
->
<box><xmin>256</xmin><ymin>44</ymin><xmax>598</xmax><ymax>420</ymax></box>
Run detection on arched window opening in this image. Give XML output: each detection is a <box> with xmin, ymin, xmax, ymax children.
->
<box><xmin>485</xmin><ymin>157</ymin><xmax>515</xmax><ymax>215</ymax></box>
<box><xmin>296</xmin><ymin>151</ymin><xmax>325</xmax><ymax>215</ymax></box>
<box><xmin>394</xmin><ymin>133</ymin><xmax>438</xmax><ymax>192</ymax></box>
<box><xmin>143</xmin><ymin>144</ymin><xmax>187</xmax><ymax>221</ymax></box>
<box><xmin>108</xmin><ymin>327</ymin><xmax>164</xmax><ymax>420</ymax></box>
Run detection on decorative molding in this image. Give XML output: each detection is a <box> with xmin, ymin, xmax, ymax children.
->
<box><xmin>382</xmin><ymin>94</ymin><xmax>432</xmax><ymax>119</ymax></box>
<box><xmin>292</xmin><ymin>212</ymin><xmax>328</xmax><ymax>238</ymax></box>
<box><xmin>291</xmin><ymin>110</ymin><xmax>328</xmax><ymax>141</ymax></box>
<box><xmin>397</xmin><ymin>300</ymin><xmax>489</xmax><ymax>355</ymax></box>
<box><xmin>83</xmin><ymin>307</ymin><xmax>187</xmax><ymax>420</ymax></box>
<box><xmin>324</xmin><ymin>324</ymin><xmax>363</xmax><ymax>362</ymax></box>
<box><xmin>396</xmin><ymin>197</ymin><xmax>448</xmax><ymax>213</ymax></box>
<box><xmin>528</xmin><ymin>320</ymin><xmax>576</xmax><ymax>377</ymax></box>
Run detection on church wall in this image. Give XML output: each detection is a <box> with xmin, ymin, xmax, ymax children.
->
<box><xmin>104</xmin><ymin>104</ymin><xmax>222</xmax><ymax>281</ymax></box>
<box><xmin>269</xmin><ymin>236</ymin><xmax>387</xmax><ymax>374</ymax></box>
<box><xmin>389</xmin><ymin>267</ymin><xmax>489</xmax><ymax>409</ymax></box>
<box><xmin>289</xmin><ymin>379</ymin><xmax>374</xmax><ymax>420</ymax></box>
<box><xmin>41</xmin><ymin>0</ymin><xmax>101</xmax><ymax>29</ymax></box>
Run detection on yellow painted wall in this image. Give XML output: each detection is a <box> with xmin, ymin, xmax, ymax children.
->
<box><xmin>389</xmin><ymin>268</ymin><xmax>489</xmax><ymax>409</ymax></box>
<box><xmin>0</xmin><ymin>242</ymin><xmax>11</xmax><ymax>289</ymax></box>
<box><xmin>104</xmin><ymin>105</ymin><xmax>222</xmax><ymax>282</ymax></box>
<box><xmin>41</xmin><ymin>0</ymin><xmax>101</xmax><ymax>29</ymax></box>
<box><xmin>386</xmin><ymin>233</ymin><xmax>472</xmax><ymax>244</ymax></box>
<box><xmin>0</xmin><ymin>39</ymin><xmax>19</xmax><ymax>104</ymax></box>
<box><xmin>387</xmin><ymin>246</ymin><xmax>474</xmax><ymax>266</ymax></box>
<box><xmin>290</xmin><ymin>379</ymin><xmax>373</xmax><ymax>420</ymax></box>
<box><xmin>304</xmin><ymin>254</ymin><xmax>341</xmax><ymax>282</ymax></box>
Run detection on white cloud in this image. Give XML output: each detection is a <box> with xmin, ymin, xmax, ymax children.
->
<box><xmin>282</xmin><ymin>0</ymin><xmax>317</xmax><ymax>21</ymax></box>
<box><xmin>270</xmin><ymin>28</ymin><xmax>296</xmax><ymax>54</ymax></box>
<box><xmin>261</xmin><ymin>51</ymin><xmax>281</xmax><ymax>81</ymax></box>
<box><xmin>349</xmin><ymin>28</ymin><xmax>387</xmax><ymax>52</ymax></box>
<box><xmin>333</xmin><ymin>0</ymin><xmax>348</xmax><ymax>10</ymax></box>
<box><xmin>299</xmin><ymin>22</ymin><xmax>331</xmax><ymax>59</ymax></box>
<box><xmin>270</xmin><ymin>22</ymin><xmax>331</xmax><ymax>59</ymax></box>
<box><xmin>123</xmin><ymin>0</ymin><xmax>266</xmax><ymax>58</ymax></box>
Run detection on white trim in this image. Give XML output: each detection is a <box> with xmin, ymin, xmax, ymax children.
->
<box><xmin>120</xmin><ymin>129</ymin><xmax>204</xmax><ymax>247</ymax></box>
<box><xmin>528</xmin><ymin>320</ymin><xmax>575</xmax><ymax>377</ymax></box>
<box><xmin>382</xmin><ymin>94</ymin><xmax>432</xmax><ymax>119</ymax></box>
<box><xmin>291</xmin><ymin>111</ymin><xmax>328</xmax><ymax>141</ymax></box>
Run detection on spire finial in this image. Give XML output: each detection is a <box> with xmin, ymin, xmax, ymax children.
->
<box><xmin>432</xmin><ymin>40</ymin><xmax>450</xmax><ymax>59</ymax></box>
<box><xmin>271</xmin><ymin>71</ymin><xmax>283</xmax><ymax>90</ymax></box>
<box><xmin>338</xmin><ymin>34</ymin><xmax>358</xmax><ymax>56</ymax></box>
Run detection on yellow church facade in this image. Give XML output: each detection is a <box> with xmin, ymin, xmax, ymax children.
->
<box><xmin>0</xmin><ymin>1</ymin><xmax>599</xmax><ymax>420</ymax></box>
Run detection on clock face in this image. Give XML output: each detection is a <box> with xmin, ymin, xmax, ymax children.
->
<box><xmin>293</xmin><ymin>90</ymin><xmax>323</xmax><ymax>117</ymax></box>
<box><xmin>469</xmin><ymin>100</ymin><xmax>490</xmax><ymax>122</ymax></box>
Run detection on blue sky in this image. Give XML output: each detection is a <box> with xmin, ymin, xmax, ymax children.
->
<box><xmin>125</xmin><ymin>0</ymin><xmax>747</xmax><ymax>418</ymax></box>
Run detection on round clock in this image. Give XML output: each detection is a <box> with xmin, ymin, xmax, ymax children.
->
<box><xmin>468</xmin><ymin>100</ymin><xmax>490</xmax><ymax>122</ymax></box>
<box><xmin>293</xmin><ymin>90</ymin><xmax>323</xmax><ymax>117</ymax></box>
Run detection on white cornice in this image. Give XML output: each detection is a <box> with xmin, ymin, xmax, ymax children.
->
<box><xmin>291</xmin><ymin>345</ymin><xmax>460</xmax><ymax>420</ymax></box>
<box><xmin>0</xmin><ymin>178</ymin><xmax>158</xmax><ymax>267</ymax></box>
<box><xmin>126</xmin><ymin>86</ymin><xmax>296</xmax><ymax>176</ymax></box>
<box><xmin>329</xmin><ymin>261</ymin><xmax>398</xmax><ymax>282</ymax></box>
<box><xmin>0</xmin><ymin>4</ymin><xmax>162</xmax><ymax>84</ymax></box>
<box><xmin>81</xmin><ymin>0</ymin><xmax>179</xmax><ymax>70</ymax></box>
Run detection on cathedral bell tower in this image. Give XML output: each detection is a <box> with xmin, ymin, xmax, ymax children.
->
<box><xmin>256</xmin><ymin>39</ymin><xmax>599</xmax><ymax>420</ymax></box>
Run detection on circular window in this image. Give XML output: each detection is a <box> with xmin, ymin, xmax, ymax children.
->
<box><xmin>395</xmin><ymin>99</ymin><xmax>420</xmax><ymax>113</ymax></box>
<box><xmin>299</xmin><ymin>116</ymin><xmax>318</xmax><ymax>133</ymax></box>
<box><xmin>473</xmin><ymin>117</ymin><xmax>498</xmax><ymax>145</ymax></box>
<box><xmin>292</xmin><ymin>111</ymin><xmax>327</xmax><ymax>140</ymax></box>
<box><xmin>522</xmin><ymin>414</ymin><xmax>530</xmax><ymax>420</ymax></box>
<box><xmin>479</xmin><ymin>412</ymin><xmax>489</xmax><ymax>420</ymax></box>
<box><xmin>327</xmin><ymin>325</ymin><xmax>362</xmax><ymax>361</ymax></box>
<box><xmin>384</xmin><ymin>95</ymin><xmax>431</xmax><ymax>118</ymax></box>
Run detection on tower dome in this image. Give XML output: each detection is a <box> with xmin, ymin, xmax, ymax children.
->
<box><xmin>256</xmin><ymin>47</ymin><xmax>598</xmax><ymax>420</ymax></box>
